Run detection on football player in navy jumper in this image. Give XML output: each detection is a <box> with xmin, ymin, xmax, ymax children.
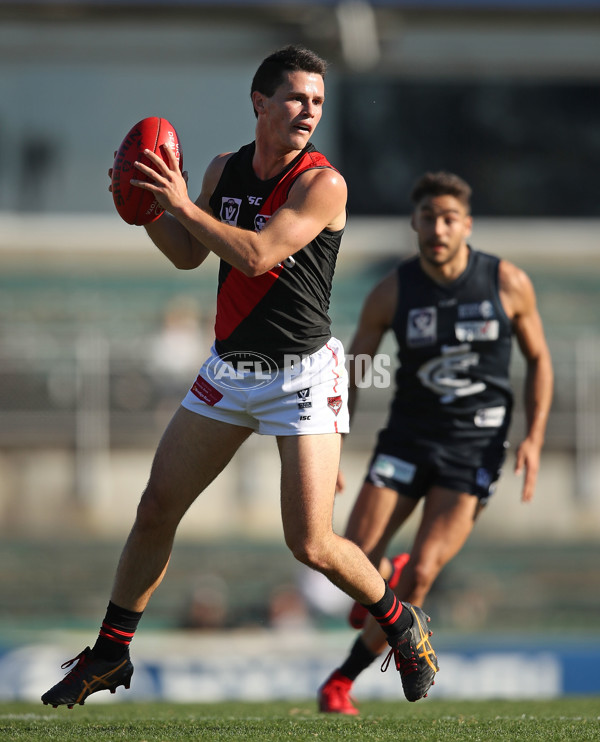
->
<box><xmin>42</xmin><ymin>45</ymin><xmax>437</xmax><ymax>709</ymax></box>
<box><xmin>318</xmin><ymin>171</ymin><xmax>553</xmax><ymax>714</ymax></box>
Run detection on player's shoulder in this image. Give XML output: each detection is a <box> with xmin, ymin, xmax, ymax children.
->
<box><xmin>205</xmin><ymin>151</ymin><xmax>234</xmax><ymax>179</ymax></box>
<box><xmin>296</xmin><ymin>159</ymin><xmax>347</xmax><ymax>192</ymax></box>
<box><xmin>396</xmin><ymin>253</ymin><xmax>422</xmax><ymax>283</ymax></box>
<box><xmin>497</xmin><ymin>258</ymin><xmax>538</xmax><ymax>319</ymax></box>
<box><xmin>290</xmin><ymin>160</ymin><xmax>347</xmax><ymax>217</ymax></box>
<box><xmin>199</xmin><ymin>151</ymin><xmax>235</xmax><ymax>202</ymax></box>
<box><xmin>498</xmin><ymin>258</ymin><xmax>534</xmax><ymax>294</ymax></box>
<box><xmin>467</xmin><ymin>248</ymin><xmax>530</xmax><ymax>292</ymax></box>
<box><xmin>294</xmin><ymin>146</ymin><xmax>345</xmax><ymax>183</ymax></box>
<box><xmin>376</xmin><ymin>254</ymin><xmax>420</xmax><ymax>296</ymax></box>
<box><xmin>363</xmin><ymin>268</ymin><xmax>400</xmax><ymax>323</ymax></box>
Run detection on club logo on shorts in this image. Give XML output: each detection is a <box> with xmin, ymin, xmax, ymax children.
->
<box><xmin>220</xmin><ymin>197</ymin><xmax>242</xmax><ymax>226</ymax></box>
<box><xmin>327</xmin><ymin>395</ymin><xmax>343</xmax><ymax>416</ymax></box>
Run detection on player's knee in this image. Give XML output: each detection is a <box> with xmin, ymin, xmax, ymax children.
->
<box><xmin>411</xmin><ymin>560</ymin><xmax>437</xmax><ymax>596</ymax></box>
<box><xmin>285</xmin><ymin>536</ymin><xmax>326</xmax><ymax>570</ymax></box>
<box><xmin>135</xmin><ymin>484</ymin><xmax>177</xmax><ymax>533</ymax></box>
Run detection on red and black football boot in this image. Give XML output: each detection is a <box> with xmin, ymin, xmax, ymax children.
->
<box><xmin>41</xmin><ymin>646</ymin><xmax>133</xmax><ymax>709</ymax></box>
<box><xmin>381</xmin><ymin>602</ymin><xmax>438</xmax><ymax>702</ymax></box>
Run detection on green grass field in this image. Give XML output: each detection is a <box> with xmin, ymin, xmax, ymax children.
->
<box><xmin>1</xmin><ymin>698</ymin><xmax>599</xmax><ymax>742</ymax></box>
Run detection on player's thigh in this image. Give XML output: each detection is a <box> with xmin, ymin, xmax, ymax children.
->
<box><xmin>411</xmin><ymin>486</ymin><xmax>481</xmax><ymax>569</ymax></box>
<box><xmin>277</xmin><ymin>432</ymin><xmax>341</xmax><ymax>544</ymax></box>
<box><xmin>147</xmin><ymin>405</ymin><xmax>252</xmax><ymax>515</ymax></box>
<box><xmin>344</xmin><ymin>481</ymin><xmax>418</xmax><ymax>562</ymax></box>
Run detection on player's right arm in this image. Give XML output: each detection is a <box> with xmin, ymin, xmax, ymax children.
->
<box><xmin>143</xmin><ymin>153</ymin><xmax>232</xmax><ymax>270</ymax></box>
<box><xmin>346</xmin><ymin>270</ymin><xmax>398</xmax><ymax>422</ymax></box>
<box><xmin>335</xmin><ymin>269</ymin><xmax>397</xmax><ymax>494</ymax></box>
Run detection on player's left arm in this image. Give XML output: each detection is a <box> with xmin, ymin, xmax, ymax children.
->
<box><xmin>499</xmin><ymin>260</ymin><xmax>554</xmax><ymax>502</ymax></box>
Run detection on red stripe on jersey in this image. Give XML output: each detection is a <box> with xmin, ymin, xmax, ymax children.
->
<box><xmin>215</xmin><ymin>264</ymin><xmax>283</xmax><ymax>341</ymax></box>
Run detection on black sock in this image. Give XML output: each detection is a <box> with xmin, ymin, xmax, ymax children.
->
<box><xmin>92</xmin><ymin>601</ymin><xmax>143</xmax><ymax>661</ymax></box>
<box><xmin>363</xmin><ymin>583</ymin><xmax>412</xmax><ymax>641</ymax></box>
<box><xmin>338</xmin><ymin>636</ymin><xmax>379</xmax><ymax>681</ymax></box>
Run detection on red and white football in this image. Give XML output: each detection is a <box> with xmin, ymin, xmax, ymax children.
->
<box><xmin>111</xmin><ymin>117</ymin><xmax>183</xmax><ymax>226</ymax></box>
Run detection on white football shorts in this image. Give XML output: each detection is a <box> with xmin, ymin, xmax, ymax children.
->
<box><xmin>181</xmin><ymin>337</ymin><xmax>349</xmax><ymax>436</ymax></box>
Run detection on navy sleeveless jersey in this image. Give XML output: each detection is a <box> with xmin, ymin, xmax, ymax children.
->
<box><xmin>388</xmin><ymin>248</ymin><xmax>514</xmax><ymax>443</ymax></box>
<box><xmin>208</xmin><ymin>142</ymin><xmax>343</xmax><ymax>367</ymax></box>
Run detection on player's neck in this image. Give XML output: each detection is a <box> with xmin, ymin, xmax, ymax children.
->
<box><xmin>253</xmin><ymin>134</ymin><xmax>304</xmax><ymax>181</ymax></box>
<box><xmin>420</xmin><ymin>244</ymin><xmax>470</xmax><ymax>285</ymax></box>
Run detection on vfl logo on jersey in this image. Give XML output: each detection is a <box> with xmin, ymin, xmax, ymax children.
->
<box><xmin>327</xmin><ymin>395</ymin><xmax>343</xmax><ymax>416</ymax></box>
<box><xmin>417</xmin><ymin>343</ymin><xmax>486</xmax><ymax>404</ymax></box>
<box><xmin>407</xmin><ymin>307</ymin><xmax>437</xmax><ymax>347</ymax></box>
<box><xmin>254</xmin><ymin>213</ymin><xmax>270</xmax><ymax>232</ymax></box>
<box><xmin>220</xmin><ymin>197</ymin><xmax>242</xmax><ymax>225</ymax></box>
<box><xmin>297</xmin><ymin>388</ymin><xmax>312</xmax><ymax>409</ymax></box>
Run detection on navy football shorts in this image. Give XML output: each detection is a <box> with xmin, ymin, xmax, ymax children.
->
<box><xmin>365</xmin><ymin>432</ymin><xmax>508</xmax><ymax>503</ymax></box>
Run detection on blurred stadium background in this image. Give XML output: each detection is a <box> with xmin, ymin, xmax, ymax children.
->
<box><xmin>1</xmin><ymin>0</ymin><xmax>599</xmax><ymax>702</ymax></box>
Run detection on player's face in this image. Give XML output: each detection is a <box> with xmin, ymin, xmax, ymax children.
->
<box><xmin>256</xmin><ymin>70</ymin><xmax>325</xmax><ymax>152</ymax></box>
<box><xmin>411</xmin><ymin>195</ymin><xmax>472</xmax><ymax>269</ymax></box>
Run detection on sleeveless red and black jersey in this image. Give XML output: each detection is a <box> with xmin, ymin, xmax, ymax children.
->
<box><xmin>388</xmin><ymin>248</ymin><xmax>514</xmax><ymax>443</ymax></box>
<box><xmin>208</xmin><ymin>142</ymin><xmax>343</xmax><ymax>367</ymax></box>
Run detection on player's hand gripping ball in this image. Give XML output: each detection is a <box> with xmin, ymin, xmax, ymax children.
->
<box><xmin>111</xmin><ymin>117</ymin><xmax>183</xmax><ymax>225</ymax></box>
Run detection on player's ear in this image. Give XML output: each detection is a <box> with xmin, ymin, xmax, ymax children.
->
<box><xmin>252</xmin><ymin>90</ymin><xmax>267</xmax><ymax>116</ymax></box>
<box><xmin>464</xmin><ymin>214</ymin><xmax>473</xmax><ymax>237</ymax></box>
<box><xmin>410</xmin><ymin>213</ymin><xmax>417</xmax><ymax>232</ymax></box>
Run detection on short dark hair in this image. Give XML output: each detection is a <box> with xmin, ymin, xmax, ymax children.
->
<box><xmin>410</xmin><ymin>171</ymin><xmax>472</xmax><ymax>212</ymax></box>
<box><xmin>250</xmin><ymin>45</ymin><xmax>328</xmax><ymax>117</ymax></box>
